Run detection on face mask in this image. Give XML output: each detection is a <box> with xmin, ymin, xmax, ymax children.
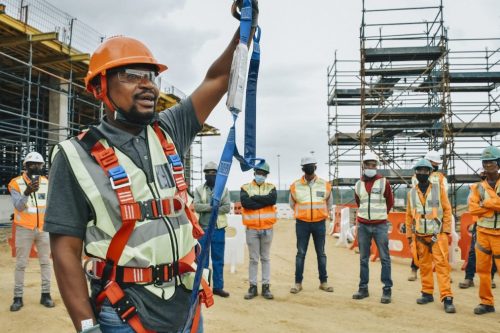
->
<box><xmin>364</xmin><ymin>169</ymin><xmax>377</xmax><ymax>178</ymax></box>
<box><xmin>205</xmin><ymin>174</ymin><xmax>216</xmax><ymax>188</ymax></box>
<box><xmin>302</xmin><ymin>165</ymin><xmax>316</xmax><ymax>176</ymax></box>
<box><xmin>254</xmin><ymin>175</ymin><xmax>266</xmax><ymax>185</ymax></box>
<box><xmin>26</xmin><ymin>164</ymin><xmax>42</xmax><ymax>177</ymax></box>
<box><xmin>432</xmin><ymin>165</ymin><xmax>439</xmax><ymax>172</ymax></box>
<box><xmin>480</xmin><ymin>175</ymin><xmax>487</xmax><ymax>181</ymax></box>
<box><xmin>416</xmin><ymin>174</ymin><xmax>430</xmax><ymax>183</ymax></box>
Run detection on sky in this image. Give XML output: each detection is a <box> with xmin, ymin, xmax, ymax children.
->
<box><xmin>42</xmin><ymin>0</ymin><xmax>500</xmax><ymax>190</ymax></box>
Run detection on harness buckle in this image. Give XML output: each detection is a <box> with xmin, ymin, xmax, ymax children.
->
<box><xmin>83</xmin><ymin>258</ymin><xmax>101</xmax><ymax>281</ymax></box>
<box><xmin>139</xmin><ymin>200</ymin><xmax>155</xmax><ymax>220</ymax></box>
<box><xmin>109</xmin><ymin>174</ymin><xmax>131</xmax><ymax>190</ymax></box>
<box><xmin>113</xmin><ymin>294</ymin><xmax>138</xmax><ymax>323</ymax></box>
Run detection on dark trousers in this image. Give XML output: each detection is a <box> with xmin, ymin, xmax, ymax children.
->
<box><xmin>295</xmin><ymin>220</ymin><xmax>328</xmax><ymax>283</ymax></box>
<box><xmin>465</xmin><ymin>224</ymin><xmax>497</xmax><ymax>280</ymax></box>
<box><xmin>201</xmin><ymin>228</ymin><xmax>226</xmax><ymax>290</ymax></box>
<box><xmin>357</xmin><ymin>222</ymin><xmax>393</xmax><ymax>291</ymax></box>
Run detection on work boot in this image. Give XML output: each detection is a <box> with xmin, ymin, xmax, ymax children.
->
<box><xmin>10</xmin><ymin>297</ymin><xmax>23</xmax><ymax>312</ymax></box>
<box><xmin>352</xmin><ymin>288</ymin><xmax>369</xmax><ymax>300</ymax></box>
<box><xmin>213</xmin><ymin>289</ymin><xmax>230</xmax><ymax>298</ymax></box>
<box><xmin>261</xmin><ymin>284</ymin><xmax>274</xmax><ymax>300</ymax></box>
<box><xmin>380</xmin><ymin>289</ymin><xmax>392</xmax><ymax>304</ymax></box>
<box><xmin>474</xmin><ymin>304</ymin><xmax>495</xmax><ymax>315</ymax></box>
<box><xmin>443</xmin><ymin>296</ymin><xmax>456</xmax><ymax>313</ymax></box>
<box><xmin>416</xmin><ymin>293</ymin><xmax>434</xmax><ymax>305</ymax></box>
<box><xmin>319</xmin><ymin>282</ymin><xmax>334</xmax><ymax>292</ymax></box>
<box><xmin>458</xmin><ymin>278</ymin><xmax>474</xmax><ymax>289</ymax></box>
<box><xmin>244</xmin><ymin>285</ymin><xmax>258</xmax><ymax>300</ymax></box>
<box><xmin>290</xmin><ymin>283</ymin><xmax>302</xmax><ymax>294</ymax></box>
<box><xmin>407</xmin><ymin>269</ymin><xmax>418</xmax><ymax>281</ymax></box>
<box><xmin>40</xmin><ymin>293</ymin><xmax>55</xmax><ymax>308</ymax></box>
<box><xmin>492</xmin><ymin>279</ymin><xmax>496</xmax><ymax>289</ymax></box>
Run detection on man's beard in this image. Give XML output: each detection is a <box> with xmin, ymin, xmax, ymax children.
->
<box><xmin>118</xmin><ymin>104</ymin><xmax>157</xmax><ymax>126</ymax></box>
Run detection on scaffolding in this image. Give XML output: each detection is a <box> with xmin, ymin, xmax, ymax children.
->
<box><xmin>0</xmin><ymin>0</ymin><xmax>218</xmax><ymax>194</ymax></box>
<box><xmin>327</xmin><ymin>0</ymin><xmax>500</xmax><ymax>212</ymax></box>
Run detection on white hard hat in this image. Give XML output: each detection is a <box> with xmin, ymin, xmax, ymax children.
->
<box><xmin>424</xmin><ymin>150</ymin><xmax>442</xmax><ymax>164</ymax></box>
<box><xmin>203</xmin><ymin>161</ymin><xmax>218</xmax><ymax>172</ymax></box>
<box><xmin>23</xmin><ymin>152</ymin><xmax>44</xmax><ymax>166</ymax></box>
<box><xmin>362</xmin><ymin>152</ymin><xmax>379</xmax><ymax>163</ymax></box>
<box><xmin>300</xmin><ymin>156</ymin><xmax>317</xmax><ymax>166</ymax></box>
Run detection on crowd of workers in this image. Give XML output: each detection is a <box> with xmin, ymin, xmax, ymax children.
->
<box><xmin>4</xmin><ymin>0</ymin><xmax>500</xmax><ymax>331</ymax></box>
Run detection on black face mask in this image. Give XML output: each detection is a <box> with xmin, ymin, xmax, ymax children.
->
<box><xmin>432</xmin><ymin>165</ymin><xmax>439</xmax><ymax>172</ymax></box>
<box><xmin>416</xmin><ymin>174</ymin><xmax>430</xmax><ymax>183</ymax></box>
<box><xmin>205</xmin><ymin>174</ymin><xmax>216</xmax><ymax>188</ymax></box>
<box><xmin>480</xmin><ymin>175</ymin><xmax>487</xmax><ymax>181</ymax></box>
<box><xmin>302</xmin><ymin>165</ymin><xmax>316</xmax><ymax>176</ymax></box>
<box><xmin>26</xmin><ymin>164</ymin><xmax>42</xmax><ymax>177</ymax></box>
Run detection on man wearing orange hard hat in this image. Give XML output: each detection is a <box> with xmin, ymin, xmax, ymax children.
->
<box><xmin>44</xmin><ymin>1</ymin><xmax>259</xmax><ymax>332</ymax></box>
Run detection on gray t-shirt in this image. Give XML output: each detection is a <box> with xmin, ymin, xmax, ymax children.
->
<box><xmin>44</xmin><ymin>97</ymin><xmax>202</xmax><ymax>332</ymax></box>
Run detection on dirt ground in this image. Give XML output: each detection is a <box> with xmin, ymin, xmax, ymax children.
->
<box><xmin>1</xmin><ymin>220</ymin><xmax>499</xmax><ymax>333</ymax></box>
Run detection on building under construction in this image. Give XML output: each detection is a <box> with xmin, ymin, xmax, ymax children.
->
<box><xmin>327</xmin><ymin>0</ymin><xmax>500</xmax><ymax>211</ymax></box>
<box><xmin>0</xmin><ymin>0</ymin><xmax>219</xmax><ymax>199</ymax></box>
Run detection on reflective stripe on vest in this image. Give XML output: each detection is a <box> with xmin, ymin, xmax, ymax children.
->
<box><xmin>9</xmin><ymin>174</ymin><xmax>48</xmax><ymax>231</ymax></box>
<box><xmin>477</xmin><ymin>181</ymin><xmax>500</xmax><ymax>229</ymax></box>
<box><xmin>355</xmin><ymin>177</ymin><xmax>387</xmax><ymax>221</ymax></box>
<box><xmin>54</xmin><ymin>125</ymin><xmax>197</xmax><ymax>300</ymax></box>
<box><xmin>290</xmin><ymin>177</ymin><xmax>331</xmax><ymax>222</ymax></box>
<box><xmin>241</xmin><ymin>181</ymin><xmax>277</xmax><ymax>229</ymax></box>
<box><xmin>410</xmin><ymin>183</ymin><xmax>443</xmax><ymax>235</ymax></box>
<box><xmin>196</xmin><ymin>185</ymin><xmax>228</xmax><ymax>229</ymax></box>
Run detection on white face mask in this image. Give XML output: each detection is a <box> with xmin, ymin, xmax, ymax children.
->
<box><xmin>254</xmin><ymin>174</ymin><xmax>266</xmax><ymax>185</ymax></box>
<box><xmin>364</xmin><ymin>169</ymin><xmax>377</xmax><ymax>178</ymax></box>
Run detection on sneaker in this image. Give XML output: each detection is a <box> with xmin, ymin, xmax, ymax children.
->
<box><xmin>213</xmin><ymin>289</ymin><xmax>230</xmax><ymax>298</ymax></box>
<box><xmin>319</xmin><ymin>282</ymin><xmax>334</xmax><ymax>292</ymax></box>
<box><xmin>10</xmin><ymin>297</ymin><xmax>23</xmax><ymax>312</ymax></box>
<box><xmin>352</xmin><ymin>289</ymin><xmax>369</xmax><ymax>300</ymax></box>
<box><xmin>458</xmin><ymin>279</ymin><xmax>474</xmax><ymax>289</ymax></box>
<box><xmin>244</xmin><ymin>285</ymin><xmax>258</xmax><ymax>300</ymax></box>
<box><xmin>290</xmin><ymin>283</ymin><xmax>302</xmax><ymax>294</ymax></box>
<box><xmin>380</xmin><ymin>289</ymin><xmax>391</xmax><ymax>304</ymax></box>
<box><xmin>261</xmin><ymin>284</ymin><xmax>274</xmax><ymax>300</ymax></box>
<box><xmin>474</xmin><ymin>304</ymin><xmax>495</xmax><ymax>315</ymax></box>
<box><xmin>443</xmin><ymin>296</ymin><xmax>456</xmax><ymax>313</ymax></box>
<box><xmin>416</xmin><ymin>293</ymin><xmax>434</xmax><ymax>305</ymax></box>
<box><xmin>40</xmin><ymin>293</ymin><xmax>55</xmax><ymax>308</ymax></box>
<box><xmin>407</xmin><ymin>269</ymin><xmax>418</xmax><ymax>281</ymax></box>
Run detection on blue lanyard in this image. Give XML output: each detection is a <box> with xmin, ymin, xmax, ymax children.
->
<box><xmin>185</xmin><ymin>1</ymin><xmax>264</xmax><ymax>330</ymax></box>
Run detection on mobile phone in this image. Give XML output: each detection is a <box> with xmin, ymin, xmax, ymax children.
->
<box><xmin>31</xmin><ymin>175</ymin><xmax>40</xmax><ymax>183</ymax></box>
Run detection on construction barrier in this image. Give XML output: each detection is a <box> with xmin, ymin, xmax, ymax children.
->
<box><xmin>8</xmin><ymin>224</ymin><xmax>38</xmax><ymax>258</ymax></box>
<box><xmin>457</xmin><ymin>212</ymin><xmax>475</xmax><ymax>270</ymax></box>
<box><xmin>224</xmin><ymin>214</ymin><xmax>245</xmax><ymax>273</ymax></box>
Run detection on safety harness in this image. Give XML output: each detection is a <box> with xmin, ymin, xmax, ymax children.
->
<box><xmin>78</xmin><ymin>123</ymin><xmax>212</xmax><ymax>333</ymax></box>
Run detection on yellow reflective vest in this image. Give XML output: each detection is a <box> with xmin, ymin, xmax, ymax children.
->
<box><xmin>354</xmin><ymin>177</ymin><xmax>388</xmax><ymax>221</ymax></box>
<box><xmin>8</xmin><ymin>173</ymin><xmax>48</xmax><ymax>231</ymax></box>
<box><xmin>241</xmin><ymin>181</ymin><xmax>277</xmax><ymax>230</ymax></box>
<box><xmin>290</xmin><ymin>176</ymin><xmax>331</xmax><ymax>222</ymax></box>
<box><xmin>476</xmin><ymin>180</ymin><xmax>500</xmax><ymax>229</ymax></box>
<box><xmin>53</xmin><ymin>125</ymin><xmax>197</xmax><ymax>300</ymax></box>
<box><xmin>408</xmin><ymin>183</ymin><xmax>444</xmax><ymax>235</ymax></box>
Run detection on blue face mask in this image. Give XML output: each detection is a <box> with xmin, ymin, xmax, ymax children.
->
<box><xmin>254</xmin><ymin>174</ymin><xmax>266</xmax><ymax>185</ymax></box>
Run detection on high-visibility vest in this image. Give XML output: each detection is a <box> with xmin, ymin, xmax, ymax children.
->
<box><xmin>476</xmin><ymin>180</ymin><xmax>500</xmax><ymax>229</ymax></box>
<box><xmin>53</xmin><ymin>125</ymin><xmax>197</xmax><ymax>300</ymax></box>
<box><xmin>354</xmin><ymin>177</ymin><xmax>388</xmax><ymax>221</ymax></box>
<box><xmin>8</xmin><ymin>174</ymin><xmax>48</xmax><ymax>231</ymax></box>
<box><xmin>241</xmin><ymin>181</ymin><xmax>277</xmax><ymax>230</ymax></box>
<box><xmin>409</xmin><ymin>183</ymin><xmax>443</xmax><ymax>235</ymax></box>
<box><xmin>411</xmin><ymin>171</ymin><xmax>448</xmax><ymax>193</ymax></box>
<box><xmin>290</xmin><ymin>177</ymin><xmax>331</xmax><ymax>222</ymax></box>
<box><xmin>195</xmin><ymin>185</ymin><xmax>228</xmax><ymax>229</ymax></box>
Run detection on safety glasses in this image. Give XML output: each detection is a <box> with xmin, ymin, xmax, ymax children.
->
<box><xmin>117</xmin><ymin>68</ymin><xmax>159</xmax><ymax>86</ymax></box>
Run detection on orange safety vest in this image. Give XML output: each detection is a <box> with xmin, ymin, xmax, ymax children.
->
<box><xmin>241</xmin><ymin>181</ymin><xmax>277</xmax><ymax>230</ymax></box>
<box><xmin>8</xmin><ymin>173</ymin><xmax>48</xmax><ymax>231</ymax></box>
<box><xmin>290</xmin><ymin>176</ymin><xmax>331</xmax><ymax>222</ymax></box>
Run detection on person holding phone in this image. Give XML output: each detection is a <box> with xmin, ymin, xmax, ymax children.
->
<box><xmin>7</xmin><ymin>151</ymin><xmax>54</xmax><ymax>311</ymax></box>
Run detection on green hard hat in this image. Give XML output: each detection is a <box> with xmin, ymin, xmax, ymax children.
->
<box><xmin>413</xmin><ymin>158</ymin><xmax>433</xmax><ymax>171</ymax></box>
<box><xmin>481</xmin><ymin>146</ymin><xmax>500</xmax><ymax>161</ymax></box>
<box><xmin>254</xmin><ymin>162</ymin><xmax>270</xmax><ymax>174</ymax></box>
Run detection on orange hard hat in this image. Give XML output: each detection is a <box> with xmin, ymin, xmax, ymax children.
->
<box><xmin>84</xmin><ymin>36</ymin><xmax>167</xmax><ymax>92</ymax></box>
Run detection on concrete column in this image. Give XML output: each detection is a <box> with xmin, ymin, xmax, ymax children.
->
<box><xmin>48</xmin><ymin>81</ymin><xmax>69</xmax><ymax>144</ymax></box>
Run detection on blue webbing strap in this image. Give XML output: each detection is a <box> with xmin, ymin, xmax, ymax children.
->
<box><xmin>184</xmin><ymin>1</ymin><xmax>261</xmax><ymax>331</ymax></box>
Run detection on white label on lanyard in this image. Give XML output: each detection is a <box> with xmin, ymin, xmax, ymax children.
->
<box><xmin>27</xmin><ymin>207</ymin><xmax>38</xmax><ymax>214</ymax></box>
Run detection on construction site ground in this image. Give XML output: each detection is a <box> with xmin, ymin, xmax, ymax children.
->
<box><xmin>1</xmin><ymin>220</ymin><xmax>499</xmax><ymax>333</ymax></box>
